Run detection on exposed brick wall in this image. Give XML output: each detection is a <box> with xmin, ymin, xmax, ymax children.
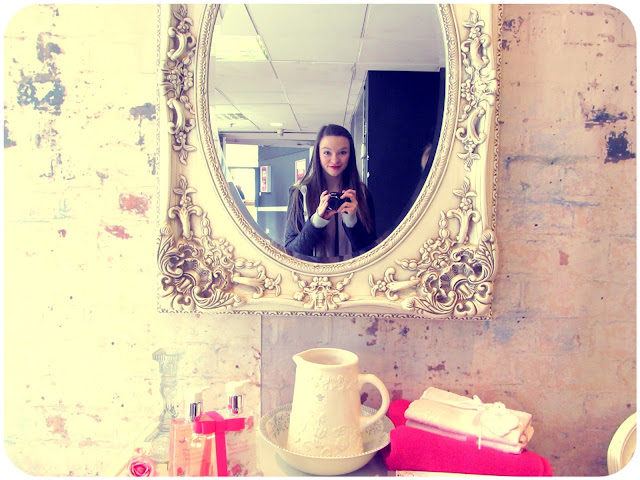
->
<box><xmin>4</xmin><ymin>4</ymin><xmax>259</xmax><ymax>476</ymax></box>
<box><xmin>2</xmin><ymin>3</ymin><xmax>635</xmax><ymax>478</ymax></box>
<box><xmin>495</xmin><ymin>5</ymin><xmax>636</xmax><ymax>473</ymax></box>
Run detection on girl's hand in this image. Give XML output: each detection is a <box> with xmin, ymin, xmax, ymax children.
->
<box><xmin>317</xmin><ymin>190</ymin><xmax>339</xmax><ymax>220</ymax></box>
<box><xmin>337</xmin><ymin>189</ymin><xmax>358</xmax><ymax>215</ymax></box>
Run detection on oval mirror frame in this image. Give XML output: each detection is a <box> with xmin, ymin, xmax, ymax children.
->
<box><xmin>157</xmin><ymin>4</ymin><xmax>501</xmax><ymax>319</ymax></box>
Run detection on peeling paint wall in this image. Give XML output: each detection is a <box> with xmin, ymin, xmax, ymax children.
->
<box><xmin>493</xmin><ymin>6</ymin><xmax>636</xmax><ymax>473</ymax></box>
<box><xmin>3</xmin><ymin>5</ymin><xmax>262</xmax><ymax>477</ymax></box>
<box><xmin>2</xmin><ymin>3</ymin><xmax>636</xmax><ymax>478</ymax></box>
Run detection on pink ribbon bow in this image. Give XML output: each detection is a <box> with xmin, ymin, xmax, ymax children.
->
<box><xmin>193</xmin><ymin>411</ymin><xmax>246</xmax><ymax>476</ymax></box>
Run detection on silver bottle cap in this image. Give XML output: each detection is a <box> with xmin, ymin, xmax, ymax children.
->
<box><xmin>184</xmin><ymin>388</ymin><xmax>204</xmax><ymax>421</ymax></box>
<box><xmin>228</xmin><ymin>394</ymin><xmax>244</xmax><ymax>415</ymax></box>
<box><xmin>225</xmin><ymin>380</ymin><xmax>250</xmax><ymax>415</ymax></box>
<box><xmin>189</xmin><ymin>399</ymin><xmax>202</xmax><ymax>421</ymax></box>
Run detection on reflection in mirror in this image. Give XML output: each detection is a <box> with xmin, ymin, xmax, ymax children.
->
<box><xmin>210</xmin><ymin>3</ymin><xmax>445</xmax><ymax>262</ymax></box>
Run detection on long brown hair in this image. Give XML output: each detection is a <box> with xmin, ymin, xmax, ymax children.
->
<box><xmin>288</xmin><ymin>124</ymin><xmax>374</xmax><ymax>234</ymax></box>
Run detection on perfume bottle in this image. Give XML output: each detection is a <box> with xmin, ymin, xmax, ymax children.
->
<box><xmin>221</xmin><ymin>380</ymin><xmax>258</xmax><ymax>477</ymax></box>
<box><xmin>169</xmin><ymin>387</ymin><xmax>216</xmax><ymax>477</ymax></box>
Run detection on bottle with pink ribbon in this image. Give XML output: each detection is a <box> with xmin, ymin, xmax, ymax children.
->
<box><xmin>168</xmin><ymin>380</ymin><xmax>257</xmax><ymax>476</ymax></box>
<box><xmin>168</xmin><ymin>386</ymin><xmax>211</xmax><ymax>476</ymax></box>
<box><xmin>220</xmin><ymin>379</ymin><xmax>258</xmax><ymax>477</ymax></box>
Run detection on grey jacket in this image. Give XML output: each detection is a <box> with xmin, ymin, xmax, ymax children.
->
<box><xmin>284</xmin><ymin>185</ymin><xmax>376</xmax><ymax>258</ymax></box>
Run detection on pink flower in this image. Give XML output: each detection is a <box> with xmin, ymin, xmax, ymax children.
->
<box><xmin>126</xmin><ymin>454</ymin><xmax>157</xmax><ymax>477</ymax></box>
<box><xmin>246</xmin><ymin>416</ymin><xmax>254</xmax><ymax>430</ymax></box>
<box><xmin>230</xmin><ymin>463</ymin><xmax>243</xmax><ymax>476</ymax></box>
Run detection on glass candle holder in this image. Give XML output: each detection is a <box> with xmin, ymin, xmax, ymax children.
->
<box><xmin>145</xmin><ymin>347</ymin><xmax>184</xmax><ymax>463</ymax></box>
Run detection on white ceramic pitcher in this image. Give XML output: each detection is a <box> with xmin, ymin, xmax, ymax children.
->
<box><xmin>286</xmin><ymin>348</ymin><xmax>390</xmax><ymax>457</ymax></box>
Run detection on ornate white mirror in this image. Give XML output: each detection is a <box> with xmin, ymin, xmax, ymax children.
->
<box><xmin>157</xmin><ymin>4</ymin><xmax>501</xmax><ymax>318</ymax></box>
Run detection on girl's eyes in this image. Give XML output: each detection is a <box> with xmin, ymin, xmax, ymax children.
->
<box><xmin>321</xmin><ymin>150</ymin><xmax>348</xmax><ymax>156</ymax></box>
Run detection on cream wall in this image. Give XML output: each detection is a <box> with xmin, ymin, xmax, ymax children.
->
<box><xmin>3</xmin><ymin>3</ymin><xmax>636</xmax><ymax>478</ymax></box>
<box><xmin>3</xmin><ymin>4</ymin><xmax>261</xmax><ymax>477</ymax></box>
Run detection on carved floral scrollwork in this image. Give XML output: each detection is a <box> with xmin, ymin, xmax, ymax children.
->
<box><xmin>158</xmin><ymin>175</ymin><xmax>282</xmax><ymax>311</ymax></box>
<box><xmin>161</xmin><ymin>4</ymin><xmax>197</xmax><ymax>165</ymax></box>
<box><xmin>369</xmin><ymin>268</ymin><xmax>421</xmax><ymax>302</ymax></box>
<box><xmin>456</xmin><ymin>9</ymin><xmax>497</xmax><ymax>171</ymax></box>
<box><xmin>168</xmin><ymin>175</ymin><xmax>202</xmax><ymax>240</ymax></box>
<box><xmin>292</xmin><ymin>273</ymin><xmax>354</xmax><ymax>311</ymax></box>
<box><xmin>368</xmin><ymin>178</ymin><xmax>497</xmax><ymax>318</ymax></box>
<box><xmin>448</xmin><ymin>178</ymin><xmax>482</xmax><ymax>244</ymax></box>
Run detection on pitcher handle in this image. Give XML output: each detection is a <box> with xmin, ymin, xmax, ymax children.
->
<box><xmin>357</xmin><ymin>373</ymin><xmax>391</xmax><ymax>431</ymax></box>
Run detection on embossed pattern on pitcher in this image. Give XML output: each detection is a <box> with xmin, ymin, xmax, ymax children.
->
<box><xmin>287</xmin><ymin>412</ymin><xmax>361</xmax><ymax>457</ymax></box>
<box><xmin>313</xmin><ymin>372</ymin><xmax>355</xmax><ymax>391</ymax></box>
<box><xmin>288</xmin><ymin>371</ymin><xmax>362</xmax><ymax>456</ymax></box>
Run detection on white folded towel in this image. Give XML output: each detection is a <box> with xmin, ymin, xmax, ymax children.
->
<box><xmin>405</xmin><ymin>420</ymin><xmax>534</xmax><ymax>454</ymax></box>
<box><xmin>404</xmin><ymin>387</ymin><xmax>533</xmax><ymax>453</ymax></box>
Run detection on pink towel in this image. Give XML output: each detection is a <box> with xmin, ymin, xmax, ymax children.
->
<box><xmin>382</xmin><ymin>425</ymin><xmax>553</xmax><ymax>476</ymax></box>
<box><xmin>387</xmin><ymin>398</ymin><xmax>412</xmax><ymax>427</ymax></box>
<box><xmin>384</xmin><ymin>399</ymin><xmax>553</xmax><ymax>476</ymax></box>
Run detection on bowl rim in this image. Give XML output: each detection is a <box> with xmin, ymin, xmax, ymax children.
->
<box><xmin>607</xmin><ymin>412</ymin><xmax>637</xmax><ymax>474</ymax></box>
<box><xmin>259</xmin><ymin>402</ymin><xmax>392</xmax><ymax>460</ymax></box>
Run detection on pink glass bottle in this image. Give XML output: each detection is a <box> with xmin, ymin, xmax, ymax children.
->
<box><xmin>169</xmin><ymin>388</ymin><xmax>217</xmax><ymax>476</ymax></box>
<box><xmin>221</xmin><ymin>380</ymin><xmax>259</xmax><ymax>477</ymax></box>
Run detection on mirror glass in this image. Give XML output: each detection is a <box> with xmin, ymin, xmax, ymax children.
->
<box><xmin>209</xmin><ymin>3</ymin><xmax>445</xmax><ymax>263</ymax></box>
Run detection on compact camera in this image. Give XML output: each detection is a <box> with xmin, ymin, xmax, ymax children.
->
<box><xmin>327</xmin><ymin>192</ymin><xmax>350</xmax><ymax>211</ymax></box>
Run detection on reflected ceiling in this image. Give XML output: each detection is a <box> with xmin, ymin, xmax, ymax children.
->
<box><xmin>209</xmin><ymin>3</ymin><xmax>445</xmax><ymax>145</ymax></box>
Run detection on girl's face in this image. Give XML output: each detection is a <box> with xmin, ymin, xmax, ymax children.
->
<box><xmin>319</xmin><ymin>135</ymin><xmax>350</xmax><ymax>181</ymax></box>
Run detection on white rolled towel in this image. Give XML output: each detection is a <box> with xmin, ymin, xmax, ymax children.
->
<box><xmin>404</xmin><ymin>387</ymin><xmax>534</xmax><ymax>453</ymax></box>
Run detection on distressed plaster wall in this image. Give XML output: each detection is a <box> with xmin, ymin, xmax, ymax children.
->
<box><xmin>2</xmin><ymin>5</ymin><xmax>262</xmax><ymax>477</ymax></box>
<box><xmin>2</xmin><ymin>3</ymin><xmax>636</xmax><ymax>479</ymax></box>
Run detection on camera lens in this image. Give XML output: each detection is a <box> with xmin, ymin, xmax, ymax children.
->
<box><xmin>327</xmin><ymin>192</ymin><xmax>341</xmax><ymax>211</ymax></box>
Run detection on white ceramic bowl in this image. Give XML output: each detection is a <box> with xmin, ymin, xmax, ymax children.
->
<box><xmin>259</xmin><ymin>403</ymin><xmax>393</xmax><ymax>476</ymax></box>
<box><xmin>607</xmin><ymin>412</ymin><xmax>637</xmax><ymax>475</ymax></box>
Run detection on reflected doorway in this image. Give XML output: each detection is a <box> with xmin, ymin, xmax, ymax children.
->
<box><xmin>225</xmin><ymin>143</ymin><xmax>312</xmax><ymax>246</ymax></box>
